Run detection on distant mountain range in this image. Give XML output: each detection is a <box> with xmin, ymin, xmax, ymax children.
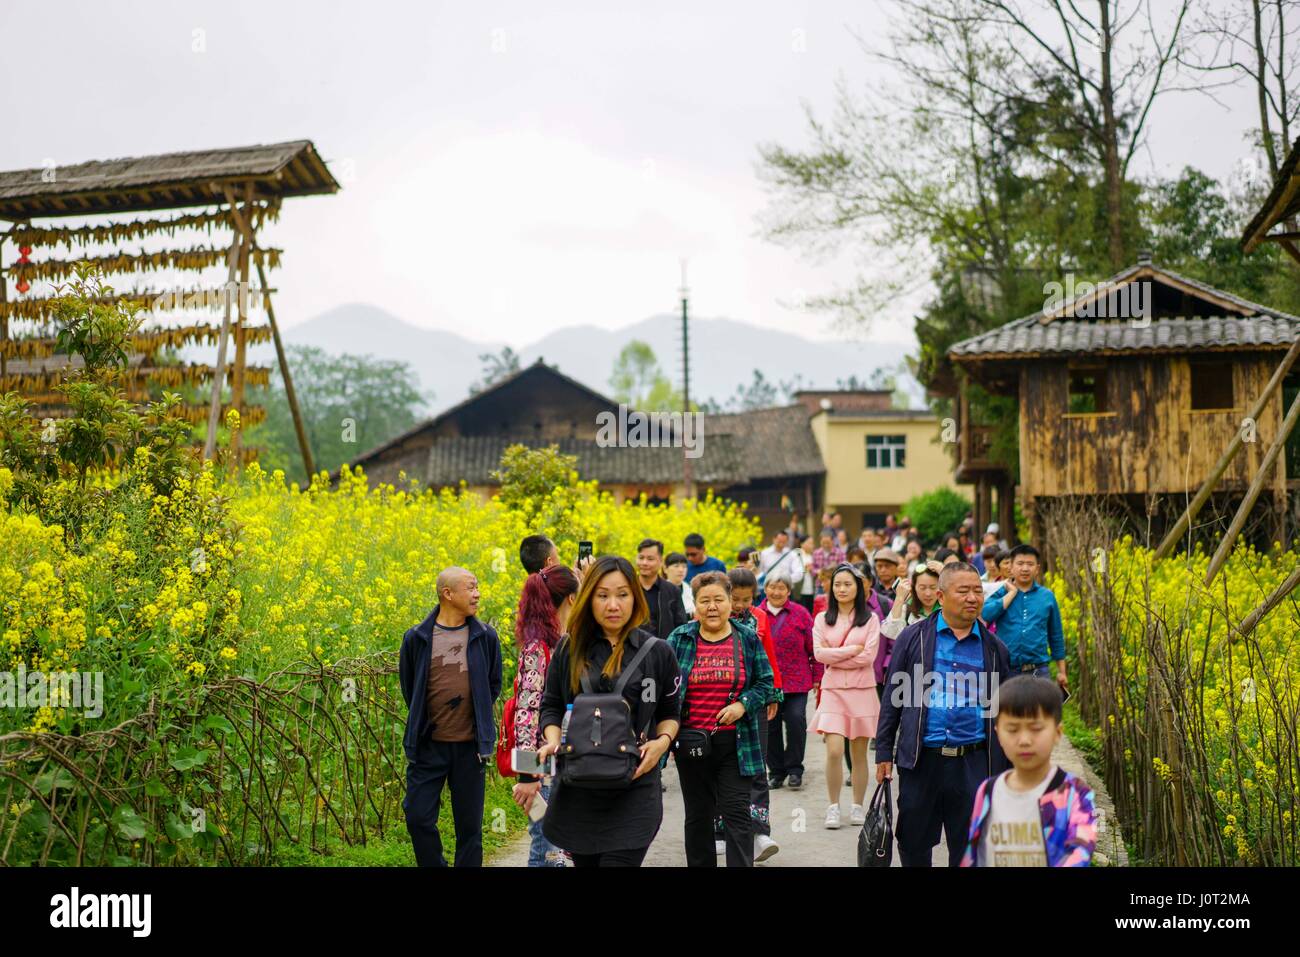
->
<box><xmin>244</xmin><ymin>303</ymin><xmax>921</xmax><ymax>413</ymax></box>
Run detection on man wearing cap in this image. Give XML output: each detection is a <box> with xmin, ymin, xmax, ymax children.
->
<box><xmin>872</xmin><ymin>548</ymin><xmax>905</xmax><ymax>603</ymax></box>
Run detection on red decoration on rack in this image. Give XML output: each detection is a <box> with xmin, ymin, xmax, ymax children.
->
<box><xmin>14</xmin><ymin>244</ymin><xmax>32</xmax><ymax>293</ymax></box>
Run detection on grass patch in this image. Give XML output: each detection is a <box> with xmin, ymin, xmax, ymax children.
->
<box><xmin>1062</xmin><ymin>698</ymin><xmax>1102</xmax><ymax>770</ymax></box>
<box><xmin>274</xmin><ymin>774</ymin><xmax>526</xmax><ymax>866</ymax></box>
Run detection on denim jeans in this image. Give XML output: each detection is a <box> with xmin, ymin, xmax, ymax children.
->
<box><xmin>526</xmin><ymin>781</ymin><xmax>566</xmax><ymax>867</ymax></box>
<box><xmin>1015</xmin><ymin>662</ymin><xmax>1051</xmax><ymax>679</ymax></box>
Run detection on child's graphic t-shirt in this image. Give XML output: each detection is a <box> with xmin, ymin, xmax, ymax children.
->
<box><xmin>977</xmin><ymin>765</ymin><xmax>1056</xmax><ymax>866</ymax></box>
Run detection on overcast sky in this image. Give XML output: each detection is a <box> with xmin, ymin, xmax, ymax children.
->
<box><xmin>0</xmin><ymin>1</ymin><xmax>1261</xmax><ymax>351</ymax></box>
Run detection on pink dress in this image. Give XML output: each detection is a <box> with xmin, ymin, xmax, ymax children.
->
<box><xmin>811</xmin><ymin>610</ymin><xmax>880</xmax><ymax>740</ymax></box>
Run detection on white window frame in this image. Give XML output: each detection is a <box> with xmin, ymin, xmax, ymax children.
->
<box><xmin>865</xmin><ymin>434</ymin><xmax>906</xmax><ymax>469</ymax></box>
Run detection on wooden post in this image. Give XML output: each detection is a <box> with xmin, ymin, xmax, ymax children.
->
<box><xmin>998</xmin><ymin>479</ymin><xmax>1016</xmax><ymax>545</ymax></box>
<box><xmin>804</xmin><ymin>478</ymin><xmax>814</xmax><ymax>541</ymax></box>
<box><xmin>1155</xmin><ymin>336</ymin><xmax>1300</xmax><ymax>559</ymax></box>
<box><xmin>975</xmin><ymin>476</ymin><xmax>991</xmax><ymax>539</ymax></box>
<box><xmin>1203</xmin><ymin>386</ymin><xmax>1300</xmax><ymax>585</ymax></box>
<box><xmin>229</xmin><ymin>220</ymin><xmax>251</xmax><ymax>461</ymax></box>
<box><xmin>202</xmin><ymin>227</ymin><xmax>244</xmax><ymax>460</ymax></box>
<box><xmin>252</xmin><ymin>251</ymin><xmax>314</xmax><ymax>479</ymax></box>
<box><xmin>0</xmin><ymin>231</ymin><xmax>7</xmax><ymax>385</ymax></box>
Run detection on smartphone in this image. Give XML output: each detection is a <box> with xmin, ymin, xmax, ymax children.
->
<box><xmin>1061</xmin><ymin>685</ymin><xmax>1072</xmax><ymax>704</ymax></box>
<box><xmin>511</xmin><ymin>748</ymin><xmax>556</xmax><ymax>776</ymax></box>
<box><xmin>527</xmin><ymin>793</ymin><xmax>548</xmax><ymax>823</ymax></box>
<box><xmin>577</xmin><ymin>540</ymin><xmax>593</xmax><ymax>564</ymax></box>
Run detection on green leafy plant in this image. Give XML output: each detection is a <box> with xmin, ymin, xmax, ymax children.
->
<box><xmin>900</xmin><ymin>486</ymin><xmax>972</xmax><ymax>544</ymax></box>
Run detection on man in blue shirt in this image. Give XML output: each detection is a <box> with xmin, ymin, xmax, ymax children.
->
<box><xmin>682</xmin><ymin>532</ymin><xmax>727</xmax><ymax>582</ymax></box>
<box><xmin>981</xmin><ymin>544</ymin><xmax>1068</xmax><ymax>695</ymax></box>
<box><xmin>875</xmin><ymin>563</ymin><xmax>1012</xmax><ymax>866</ymax></box>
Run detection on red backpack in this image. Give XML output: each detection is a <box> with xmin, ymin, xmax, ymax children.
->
<box><xmin>495</xmin><ymin>642</ymin><xmax>552</xmax><ymax>777</ymax></box>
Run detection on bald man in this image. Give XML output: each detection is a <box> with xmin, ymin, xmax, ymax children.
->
<box><xmin>399</xmin><ymin>566</ymin><xmax>503</xmax><ymax>867</ymax></box>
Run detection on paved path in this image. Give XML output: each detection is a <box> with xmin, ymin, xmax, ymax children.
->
<box><xmin>490</xmin><ymin>698</ymin><xmax>1126</xmax><ymax>867</ymax></box>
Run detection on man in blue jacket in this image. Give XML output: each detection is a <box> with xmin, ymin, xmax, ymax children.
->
<box><xmin>875</xmin><ymin>562</ymin><xmax>1013</xmax><ymax>866</ymax></box>
<box><xmin>399</xmin><ymin>566</ymin><xmax>502</xmax><ymax>867</ymax></box>
<box><xmin>981</xmin><ymin>543</ymin><xmax>1068</xmax><ymax>694</ymax></box>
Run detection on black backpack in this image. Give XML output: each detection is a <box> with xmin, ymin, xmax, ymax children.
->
<box><xmin>558</xmin><ymin>636</ymin><xmax>661</xmax><ymax>790</ymax></box>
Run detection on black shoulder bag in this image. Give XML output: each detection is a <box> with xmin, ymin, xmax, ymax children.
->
<box><xmin>673</xmin><ymin>632</ymin><xmax>742</xmax><ymax>761</ymax></box>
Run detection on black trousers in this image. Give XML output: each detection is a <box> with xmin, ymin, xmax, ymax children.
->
<box><xmin>895</xmin><ymin>747</ymin><xmax>988</xmax><ymax>867</ymax></box>
<box><xmin>403</xmin><ymin>738</ymin><xmax>486</xmax><ymax>867</ymax></box>
<box><xmin>571</xmin><ymin>846</ymin><xmax>649</xmax><ymax>867</ymax></box>
<box><xmin>767</xmin><ymin>691</ymin><xmax>808</xmax><ymax>777</ymax></box>
<box><xmin>677</xmin><ymin>732</ymin><xmax>754</xmax><ymax>867</ymax></box>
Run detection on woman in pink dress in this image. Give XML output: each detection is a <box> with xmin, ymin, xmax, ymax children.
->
<box><xmin>812</xmin><ymin>563</ymin><xmax>881</xmax><ymax>831</ymax></box>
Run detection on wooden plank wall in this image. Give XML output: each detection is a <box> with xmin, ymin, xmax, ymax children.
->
<box><xmin>1020</xmin><ymin>356</ymin><xmax>1286</xmax><ymax>499</ymax></box>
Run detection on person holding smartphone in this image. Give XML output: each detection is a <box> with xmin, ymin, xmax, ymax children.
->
<box><xmin>509</xmin><ymin>566</ymin><xmax>578</xmax><ymax>866</ymax></box>
<box><xmin>536</xmin><ymin>556</ymin><xmax>681</xmax><ymax>867</ymax></box>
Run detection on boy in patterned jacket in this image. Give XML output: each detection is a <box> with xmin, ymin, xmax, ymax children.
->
<box><xmin>961</xmin><ymin>675</ymin><xmax>1097</xmax><ymax>867</ymax></box>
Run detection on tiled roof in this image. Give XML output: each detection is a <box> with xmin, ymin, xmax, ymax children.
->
<box><xmin>949</xmin><ymin>260</ymin><xmax>1300</xmax><ymax>360</ymax></box>
<box><xmin>706</xmin><ymin>405</ymin><xmax>826</xmax><ymax>479</ymax></box>
<box><xmin>425</xmin><ymin>434</ymin><xmax>749</xmax><ymax>486</ymax></box>
<box><xmin>950</xmin><ymin>315</ymin><xmax>1300</xmax><ymax>358</ymax></box>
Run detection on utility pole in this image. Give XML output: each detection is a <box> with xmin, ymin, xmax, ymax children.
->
<box><xmin>679</xmin><ymin>259</ymin><xmax>695</xmax><ymax>500</ymax></box>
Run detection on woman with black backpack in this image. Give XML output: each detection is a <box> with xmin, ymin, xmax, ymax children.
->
<box><xmin>667</xmin><ymin>571</ymin><xmax>775</xmax><ymax>867</ymax></box>
<box><xmin>536</xmin><ymin>555</ymin><xmax>681</xmax><ymax>867</ymax></box>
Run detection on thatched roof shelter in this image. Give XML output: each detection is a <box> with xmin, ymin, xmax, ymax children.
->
<box><xmin>0</xmin><ymin>141</ymin><xmax>338</xmax><ymax>220</ymax></box>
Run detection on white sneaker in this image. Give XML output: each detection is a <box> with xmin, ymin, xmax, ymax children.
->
<box><xmin>850</xmin><ymin>803</ymin><xmax>866</xmax><ymax>826</ymax></box>
<box><xmin>754</xmin><ymin>833</ymin><xmax>780</xmax><ymax>863</ymax></box>
<box><xmin>825</xmin><ymin>803</ymin><xmax>842</xmax><ymax>829</ymax></box>
<box><xmin>715</xmin><ymin>840</ymin><xmax>725</xmax><ymax>855</ymax></box>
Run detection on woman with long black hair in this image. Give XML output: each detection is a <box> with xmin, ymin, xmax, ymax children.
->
<box><xmin>812</xmin><ymin>563</ymin><xmax>881</xmax><ymax>830</ymax></box>
<box><xmin>535</xmin><ymin>556</ymin><xmax>681</xmax><ymax>867</ymax></box>
<box><xmin>509</xmin><ymin>565</ymin><xmax>578</xmax><ymax>866</ymax></box>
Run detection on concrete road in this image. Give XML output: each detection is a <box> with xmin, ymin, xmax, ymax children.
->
<box><xmin>492</xmin><ymin>696</ymin><xmax>934</xmax><ymax>867</ymax></box>
<box><xmin>490</xmin><ymin>695</ymin><xmax>1120</xmax><ymax>867</ymax></box>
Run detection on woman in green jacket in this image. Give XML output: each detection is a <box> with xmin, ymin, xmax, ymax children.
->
<box><xmin>667</xmin><ymin>571</ymin><xmax>775</xmax><ymax>867</ymax></box>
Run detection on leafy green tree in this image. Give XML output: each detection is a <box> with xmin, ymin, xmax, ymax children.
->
<box><xmin>470</xmin><ymin>346</ymin><xmax>521</xmax><ymax>394</ymax></box>
<box><xmin>245</xmin><ymin>346</ymin><xmax>428</xmax><ymax>485</ymax></box>
<box><xmin>609</xmin><ymin>340</ymin><xmax>683</xmax><ymax>411</ymax></box>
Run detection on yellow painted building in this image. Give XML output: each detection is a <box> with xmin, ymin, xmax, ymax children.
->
<box><xmin>808</xmin><ymin>405</ymin><xmax>965</xmax><ymax>532</ymax></box>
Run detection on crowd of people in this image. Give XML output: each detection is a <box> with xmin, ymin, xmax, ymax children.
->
<box><xmin>397</xmin><ymin>513</ymin><xmax>1096</xmax><ymax>868</ymax></box>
